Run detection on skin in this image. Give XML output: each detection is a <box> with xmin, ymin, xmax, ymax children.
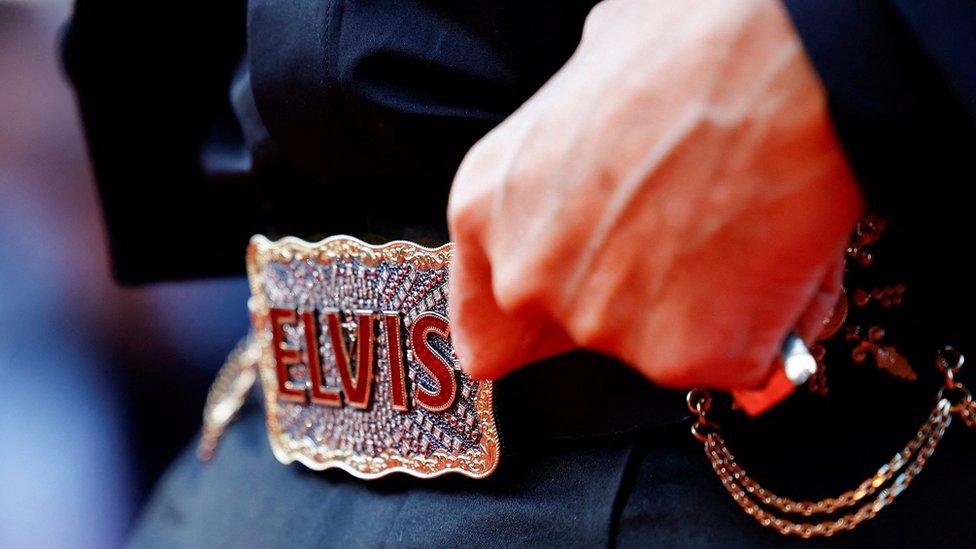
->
<box><xmin>447</xmin><ymin>0</ymin><xmax>863</xmax><ymax>394</ymax></box>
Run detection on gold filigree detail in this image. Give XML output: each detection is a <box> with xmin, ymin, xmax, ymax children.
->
<box><xmin>247</xmin><ymin>235</ymin><xmax>453</xmax><ymax>275</ymax></box>
<box><xmin>846</xmin><ymin>325</ymin><xmax>917</xmax><ymax>381</ymax></box>
<box><xmin>812</xmin><ymin>215</ymin><xmax>917</xmax><ymax>392</ymax></box>
<box><xmin>197</xmin><ymin>334</ymin><xmax>260</xmax><ymax>461</ymax></box>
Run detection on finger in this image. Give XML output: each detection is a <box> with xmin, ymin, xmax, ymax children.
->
<box><xmin>793</xmin><ymin>251</ymin><xmax>846</xmax><ymax>345</ymax></box>
<box><xmin>449</xmin><ymin>236</ymin><xmax>573</xmax><ymax>381</ymax></box>
<box><xmin>732</xmin><ymin>251</ymin><xmax>846</xmax><ymax>415</ymax></box>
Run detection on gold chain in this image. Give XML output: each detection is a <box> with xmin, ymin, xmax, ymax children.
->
<box><xmin>197</xmin><ymin>334</ymin><xmax>260</xmax><ymax>461</ymax></box>
<box><xmin>688</xmin><ymin>348</ymin><xmax>974</xmax><ymax>538</ymax></box>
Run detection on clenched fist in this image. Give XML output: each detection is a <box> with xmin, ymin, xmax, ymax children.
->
<box><xmin>447</xmin><ymin>0</ymin><xmax>863</xmax><ymax>394</ymax></box>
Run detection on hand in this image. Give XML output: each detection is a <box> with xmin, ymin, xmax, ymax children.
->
<box><xmin>447</xmin><ymin>0</ymin><xmax>863</xmax><ymax>391</ymax></box>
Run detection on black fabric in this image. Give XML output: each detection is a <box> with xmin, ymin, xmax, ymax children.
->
<box><xmin>130</xmin><ymin>389</ymin><xmax>976</xmax><ymax>548</ymax></box>
<box><xmin>614</xmin><ymin>421</ymin><xmax>976</xmax><ymax>548</ymax></box>
<box><xmin>129</xmin><ymin>336</ymin><xmax>975</xmax><ymax>547</ymax></box>
<box><xmin>784</xmin><ymin>0</ymin><xmax>976</xmax><ymax>213</ymax></box>
<box><xmin>62</xmin><ymin>0</ymin><xmax>598</xmax><ymax>284</ymax></box>
<box><xmin>130</xmin><ymin>401</ymin><xmax>638</xmax><ymax>548</ymax></box>
<box><xmin>61</xmin><ymin>0</ymin><xmax>258</xmax><ymax>283</ymax></box>
<box><xmin>783</xmin><ymin>0</ymin><xmax>976</xmax><ymax>369</ymax></box>
<box><xmin>495</xmin><ymin>352</ymin><xmax>689</xmax><ymax>446</ymax></box>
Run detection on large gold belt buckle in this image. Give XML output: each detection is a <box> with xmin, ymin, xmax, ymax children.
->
<box><xmin>245</xmin><ymin>235</ymin><xmax>500</xmax><ymax>479</ymax></box>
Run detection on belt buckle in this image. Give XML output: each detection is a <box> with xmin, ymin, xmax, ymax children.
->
<box><xmin>246</xmin><ymin>235</ymin><xmax>500</xmax><ymax>479</ymax></box>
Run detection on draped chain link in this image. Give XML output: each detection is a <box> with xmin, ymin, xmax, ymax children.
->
<box><xmin>688</xmin><ymin>348</ymin><xmax>973</xmax><ymax>538</ymax></box>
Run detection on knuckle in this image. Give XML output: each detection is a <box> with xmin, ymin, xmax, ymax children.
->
<box><xmin>564</xmin><ymin>289</ymin><xmax>630</xmax><ymax>351</ymax></box>
<box><xmin>446</xmin><ymin>199</ymin><xmax>479</xmax><ymax>241</ymax></box>
<box><xmin>446</xmin><ymin>186</ymin><xmax>488</xmax><ymax>244</ymax></box>
<box><xmin>582</xmin><ymin>1</ymin><xmax>612</xmax><ymax>36</ymax></box>
<box><xmin>505</xmin><ymin>153</ymin><xmax>538</xmax><ymax>189</ymax></box>
<box><xmin>454</xmin><ymin>128</ymin><xmax>504</xmax><ymax>187</ymax></box>
<box><xmin>491</xmin><ymin>261</ymin><xmax>550</xmax><ymax>316</ymax></box>
<box><xmin>645</xmin><ymin>365</ymin><xmax>697</xmax><ymax>390</ymax></box>
<box><xmin>713</xmin><ymin>345</ymin><xmax>779</xmax><ymax>390</ymax></box>
<box><xmin>490</xmin><ymin>233</ymin><xmax>574</xmax><ymax>319</ymax></box>
<box><xmin>561</xmin><ymin>266</ymin><xmax>632</xmax><ymax>350</ymax></box>
<box><xmin>627</xmin><ymin>337</ymin><xmax>701</xmax><ymax>389</ymax></box>
<box><xmin>448</xmin><ymin>145</ymin><xmax>504</xmax><ymax>242</ymax></box>
<box><xmin>454</xmin><ymin>141</ymin><xmax>485</xmax><ymax>183</ymax></box>
<box><xmin>733</xmin><ymin>351</ymin><xmax>775</xmax><ymax>388</ymax></box>
<box><xmin>570</xmin><ymin>314</ymin><xmax>610</xmax><ymax>350</ymax></box>
<box><xmin>632</xmin><ymin>327</ymin><xmax>779</xmax><ymax>391</ymax></box>
<box><xmin>581</xmin><ymin>0</ymin><xmax>631</xmax><ymax>41</ymax></box>
<box><xmin>566</xmin><ymin>299</ymin><xmax>615</xmax><ymax>351</ymax></box>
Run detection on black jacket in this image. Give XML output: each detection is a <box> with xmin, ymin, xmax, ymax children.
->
<box><xmin>63</xmin><ymin>0</ymin><xmax>976</xmax><ymax>362</ymax></box>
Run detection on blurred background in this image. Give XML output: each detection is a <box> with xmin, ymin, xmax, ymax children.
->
<box><xmin>1</xmin><ymin>1</ymin><xmax>251</xmax><ymax>546</ymax></box>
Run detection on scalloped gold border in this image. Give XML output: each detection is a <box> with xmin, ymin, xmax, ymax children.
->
<box><xmin>246</xmin><ymin>235</ymin><xmax>500</xmax><ymax>479</ymax></box>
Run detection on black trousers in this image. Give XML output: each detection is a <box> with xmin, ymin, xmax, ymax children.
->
<box><xmin>130</xmin><ymin>356</ymin><xmax>976</xmax><ymax>548</ymax></box>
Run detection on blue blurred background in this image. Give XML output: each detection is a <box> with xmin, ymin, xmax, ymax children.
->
<box><xmin>1</xmin><ymin>2</ymin><xmax>251</xmax><ymax>546</ymax></box>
